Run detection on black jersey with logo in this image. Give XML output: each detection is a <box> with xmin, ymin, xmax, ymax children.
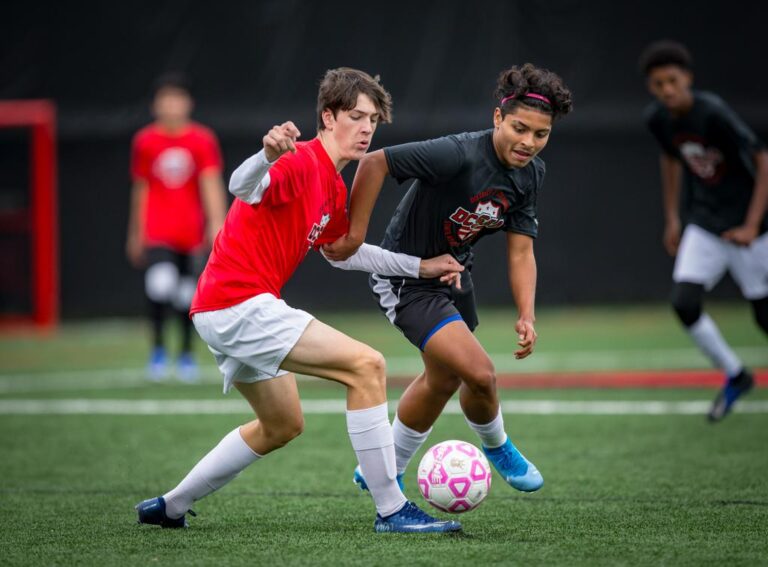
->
<box><xmin>380</xmin><ymin>129</ymin><xmax>544</xmax><ymax>267</ymax></box>
<box><xmin>645</xmin><ymin>90</ymin><xmax>767</xmax><ymax>235</ymax></box>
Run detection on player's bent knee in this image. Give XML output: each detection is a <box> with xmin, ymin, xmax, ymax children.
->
<box><xmin>461</xmin><ymin>367</ymin><xmax>497</xmax><ymax>395</ymax></box>
<box><xmin>671</xmin><ymin>282</ymin><xmax>704</xmax><ymax>327</ymax></box>
<box><xmin>264</xmin><ymin>416</ymin><xmax>305</xmax><ymax>448</ymax></box>
<box><xmin>352</xmin><ymin>349</ymin><xmax>387</xmax><ymax>384</ymax></box>
<box><xmin>428</xmin><ymin>374</ymin><xmax>462</xmax><ymax>398</ymax></box>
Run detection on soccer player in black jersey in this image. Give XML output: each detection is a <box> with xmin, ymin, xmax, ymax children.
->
<box><xmin>324</xmin><ymin>63</ymin><xmax>573</xmax><ymax>491</ymax></box>
<box><xmin>640</xmin><ymin>40</ymin><xmax>768</xmax><ymax>421</ymax></box>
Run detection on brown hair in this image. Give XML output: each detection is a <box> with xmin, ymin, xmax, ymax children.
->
<box><xmin>495</xmin><ymin>63</ymin><xmax>573</xmax><ymax>120</ymax></box>
<box><xmin>316</xmin><ymin>67</ymin><xmax>393</xmax><ymax>130</ymax></box>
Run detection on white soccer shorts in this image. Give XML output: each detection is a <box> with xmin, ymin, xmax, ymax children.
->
<box><xmin>673</xmin><ymin>223</ymin><xmax>768</xmax><ymax>299</ymax></box>
<box><xmin>192</xmin><ymin>293</ymin><xmax>314</xmax><ymax>393</ymax></box>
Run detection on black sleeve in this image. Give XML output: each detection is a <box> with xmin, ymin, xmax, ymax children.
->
<box><xmin>384</xmin><ymin>136</ymin><xmax>466</xmax><ymax>185</ymax></box>
<box><xmin>504</xmin><ymin>160</ymin><xmax>543</xmax><ymax>239</ymax></box>
<box><xmin>645</xmin><ymin>107</ymin><xmax>679</xmax><ymax>158</ymax></box>
<box><xmin>709</xmin><ymin>99</ymin><xmax>765</xmax><ymax>155</ymax></box>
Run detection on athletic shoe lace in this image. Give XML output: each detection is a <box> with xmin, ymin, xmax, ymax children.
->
<box><xmin>494</xmin><ymin>445</ymin><xmax>528</xmax><ymax>477</ymax></box>
<box><xmin>399</xmin><ymin>502</ymin><xmax>437</xmax><ymax>523</ymax></box>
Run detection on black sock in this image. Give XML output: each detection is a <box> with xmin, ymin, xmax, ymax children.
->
<box><xmin>179</xmin><ymin>308</ymin><xmax>193</xmax><ymax>354</ymax></box>
<box><xmin>150</xmin><ymin>300</ymin><xmax>166</xmax><ymax>349</ymax></box>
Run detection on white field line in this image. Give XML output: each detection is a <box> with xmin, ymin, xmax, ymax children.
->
<box><xmin>0</xmin><ymin>346</ymin><xmax>765</xmax><ymax>395</ymax></box>
<box><xmin>1</xmin><ymin>399</ymin><xmax>768</xmax><ymax>416</ymax></box>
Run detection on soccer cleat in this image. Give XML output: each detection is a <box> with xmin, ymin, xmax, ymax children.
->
<box><xmin>708</xmin><ymin>369</ymin><xmax>755</xmax><ymax>422</ymax></box>
<box><xmin>353</xmin><ymin>465</ymin><xmax>405</xmax><ymax>492</ymax></box>
<box><xmin>374</xmin><ymin>501</ymin><xmax>462</xmax><ymax>533</ymax></box>
<box><xmin>483</xmin><ymin>438</ymin><xmax>543</xmax><ymax>492</ymax></box>
<box><xmin>135</xmin><ymin>496</ymin><xmax>195</xmax><ymax>529</ymax></box>
<box><xmin>176</xmin><ymin>352</ymin><xmax>200</xmax><ymax>383</ymax></box>
<box><xmin>147</xmin><ymin>347</ymin><xmax>169</xmax><ymax>382</ymax></box>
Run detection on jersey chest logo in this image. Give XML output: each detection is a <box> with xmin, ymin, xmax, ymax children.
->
<box><xmin>448</xmin><ymin>200</ymin><xmax>505</xmax><ymax>242</ymax></box>
<box><xmin>153</xmin><ymin>147</ymin><xmax>195</xmax><ymax>189</ymax></box>
<box><xmin>307</xmin><ymin>213</ymin><xmax>331</xmax><ymax>247</ymax></box>
<box><xmin>674</xmin><ymin>136</ymin><xmax>725</xmax><ymax>184</ymax></box>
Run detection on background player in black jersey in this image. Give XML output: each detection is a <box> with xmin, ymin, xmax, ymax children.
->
<box><xmin>325</xmin><ymin>64</ymin><xmax>573</xmax><ymax>492</ymax></box>
<box><xmin>640</xmin><ymin>40</ymin><xmax>768</xmax><ymax>421</ymax></box>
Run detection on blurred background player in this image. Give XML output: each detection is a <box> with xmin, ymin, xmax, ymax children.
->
<box><xmin>640</xmin><ymin>40</ymin><xmax>768</xmax><ymax>421</ymax></box>
<box><xmin>126</xmin><ymin>73</ymin><xmax>228</xmax><ymax>382</ymax></box>
<box><xmin>135</xmin><ymin>68</ymin><xmax>465</xmax><ymax>533</ymax></box>
<box><xmin>324</xmin><ymin>64</ymin><xmax>572</xmax><ymax>492</ymax></box>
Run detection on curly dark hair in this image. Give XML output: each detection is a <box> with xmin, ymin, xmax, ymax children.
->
<box><xmin>638</xmin><ymin>40</ymin><xmax>693</xmax><ymax>76</ymax></box>
<box><xmin>494</xmin><ymin>63</ymin><xmax>573</xmax><ymax>120</ymax></box>
<box><xmin>316</xmin><ymin>68</ymin><xmax>392</xmax><ymax>130</ymax></box>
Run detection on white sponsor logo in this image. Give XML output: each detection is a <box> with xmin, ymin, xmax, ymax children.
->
<box><xmin>679</xmin><ymin>141</ymin><xmax>724</xmax><ymax>180</ymax></box>
<box><xmin>153</xmin><ymin>147</ymin><xmax>195</xmax><ymax>188</ymax></box>
<box><xmin>307</xmin><ymin>213</ymin><xmax>331</xmax><ymax>246</ymax></box>
<box><xmin>449</xmin><ymin>201</ymin><xmax>505</xmax><ymax>241</ymax></box>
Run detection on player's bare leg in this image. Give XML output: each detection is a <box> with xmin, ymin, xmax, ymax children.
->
<box><xmin>398</xmin><ymin>319</ymin><xmax>542</xmax><ymax>491</ymax></box>
<box><xmin>235</xmin><ymin>374</ymin><xmax>305</xmax><ymax>455</ymax></box>
<box><xmin>280</xmin><ymin>319</ymin><xmax>460</xmax><ymax>532</ymax></box>
<box><xmin>383</xmin><ymin>355</ymin><xmax>461</xmax><ymax>477</ymax></box>
<box><xmin>146</xmin><ymin>374</ymin><xmax>302</xmax><ymax>526</ymax></box>
<box><xmin>397</xmin><ymin>356</ymin><xmax>462</xmax><ymax>432</ymax></box>
<box><xmin>421</xmin><ymin>320</ymin><xmax>499</xmax><ymax>425</ymax></box>
<box><xmin>280</xmin><ymin>319</ymin><xmax>388</xmax><ymax>410</ymax></box>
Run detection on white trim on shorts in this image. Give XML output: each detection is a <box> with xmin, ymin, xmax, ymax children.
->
<box><xmin>673</xmin><ymin>224</ymin><xmax>768</xmax><ymax>299</ymax></box>
<box><xmin>192</xmin><ymin>293</ymin><xmax>314</xmax><ymax>393</ymax></box>
<box><xmin>371</xmin><ymin>274</ymin><xmax>399</xmax><ymax>324</ymax></box>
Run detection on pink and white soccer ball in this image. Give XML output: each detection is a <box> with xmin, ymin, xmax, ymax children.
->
<box><xmin>417</xmin><ymin>440</ymin><xmax>492</xmax><ymax>513</ymax></box>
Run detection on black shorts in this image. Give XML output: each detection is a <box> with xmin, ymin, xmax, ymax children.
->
<box><xmin>145</xmin><ymin>247</ymin><xmax>205</xmax><ymax>277</ymax></box>
<box><xmin>370</xmin><ymin>270</ymin><xmax>478</xmax><ymax>350</ymax></box>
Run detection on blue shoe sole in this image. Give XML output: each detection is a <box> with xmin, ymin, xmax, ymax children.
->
<box><xmin>374</xmin><ymin>521</ymin><xmax>462</xmax><ymax>533</ymax></box>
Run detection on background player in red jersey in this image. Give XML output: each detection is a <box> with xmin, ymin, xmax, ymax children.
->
<box><xmin>126</xmin><ymin>73</ymin><xmax>228</xmax><ymax>382</ymax></box>
<box><xmin>640</xmin><ymin>41</ymin><xmax>768</xmax><ymax>421</ymax></box>
<box><xmin>136</xmin><ymin>68</ymin><xmax>465</xmax><ymax>533</ymax></box>
<box><xmin>324</xmin><ymin>64</ymin><xmax>573</xmax><ymax>495</ymax></box>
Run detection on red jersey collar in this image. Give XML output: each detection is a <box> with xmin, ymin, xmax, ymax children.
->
<box><xmin>309</xmin><ymin>137</ymin><xmax>341</xmax><ymax>177</ymax></box>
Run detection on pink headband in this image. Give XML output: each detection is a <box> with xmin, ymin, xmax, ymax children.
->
<box><xmin>500</xmin><ymin>93</ymin><xmax>552</xmax><ymax>106</ymax></box>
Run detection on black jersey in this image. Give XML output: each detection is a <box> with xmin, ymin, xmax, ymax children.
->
<box><xmin>645</xmin><ymin>90</ymin><xmax>767</xmax><ymax>235</ymax></box>
<box><xmin>381</xmin><ymin>129</ymin><xmax>544</xmax><ymax>267</ymax></box>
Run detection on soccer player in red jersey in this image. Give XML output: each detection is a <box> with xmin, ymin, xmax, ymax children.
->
<box><xmin>136</xmin><ymin>68</ymin><xmax>464</xmax><ymax>533</ymax></box>
<box><xmin>126</xmin><ymin>73</ymin><xmax>227</xmax><ymax>382</ymax></box>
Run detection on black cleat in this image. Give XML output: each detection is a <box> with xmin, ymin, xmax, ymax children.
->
<box><xmin>135</xmin><ymin>496</ymin><xmax>195</xmax><ymax>528</ymax></box>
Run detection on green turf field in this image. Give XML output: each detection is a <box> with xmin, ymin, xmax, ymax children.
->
<box><xmin>1</xmin><ymin>303</ymin><xmax>767</xmax><ymax>565</ymax></box>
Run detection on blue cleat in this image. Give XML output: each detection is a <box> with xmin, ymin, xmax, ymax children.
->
<box><xmin>353</xmin><ymin>465</ymin><xmax>405</xmax><ymax>493</ymax></box>
<box><xmin>147</xmin><ymin>347</ymin><xmax>169</xmax><ymax>382</ymax></box>
<box><xmin>374</xmin><ymin>501</ymin><xmax>462</xmax><ymax>533</ymax></box>
<box><xmin>135</xmin><ymin>496</ymin><xmax>195</xmax><ymax>529</ymax></box>
<box><xmin>708</xmin><ymin>369</ymin><xmax>754</xmax><ymax>422</ymax></box>
<box><xmin>483</xmin><ymin>438</ymin><xmax>543</xmax><ymax>492</ymax></box>
<box><xmin>176</xmin><ymin>351</ymin><xmax>200</xmax><ymax>384</ymax></box>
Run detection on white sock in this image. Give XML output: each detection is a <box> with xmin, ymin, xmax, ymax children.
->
<box><xmin>465</xmin><ymin>409</ymin><xmax>508</xmax><ymax>449</ymax></box>
<box><xmin>689</xmin><ymin>314</ymin><xmax>743</xmax><ymax>377</ymax></box>
<box><xmin>163</xmin><ymin>427</ymin><xmax>261</xmax><ymax>519</ymax></box>
<box><xmin>347</xmin><ymin>403</ymin><xmax>407</xmax><ymax>518</ymax></box>
<box><xmin>392</xmin><ymin>414</ymin><xmax>431</xmax><ymax>475</ymax></box>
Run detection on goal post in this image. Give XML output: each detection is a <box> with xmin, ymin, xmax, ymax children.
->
<box><xmin>0</xmin><ymin>100</ymin><xmax>58</xmax><ymax>329</ymax></box>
